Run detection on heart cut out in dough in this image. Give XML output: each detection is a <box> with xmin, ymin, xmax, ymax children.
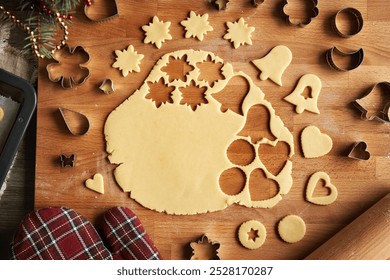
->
<box><xmin>85</xmin><ymin>173</ymin><xmax>104</xmax><ymax>194</ymax></box>
<box><xmin>301</xmin><ymin>125</ymin><xmax>332</xmax><ymax>158</ymax></box>
<box><xmin>306</xmin><ymin>171</ymin><xmax>337</xmax><ymax>205</ymax></box>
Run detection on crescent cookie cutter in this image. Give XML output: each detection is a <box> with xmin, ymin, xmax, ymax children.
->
<box><xmin>353</xmin><ymin>81</ymin><xmax>390</xmax><ymax>123</ymax></box>
<box><xmin>84</xmin><ymin>0</ymin><xmax>119</xmax><ymax>22</ymax></box>
<box><xmin>46</xmin><ymin>45</ymin><xmax>91</xmax><ymax>89</ymax></box>
<box><xmin>282</xmin><ymin>0</ymin><xmax>319</xmax><ymax>27</ymax></box>
<box><xmin>332</xmin><ymin>7</ymin><xmax>364</xmax><ymax>38</ymax></box>
<box><xmin>326</xmin><ymin>46</ymin><xmax>364</xmax><ymax>72</ymax></box>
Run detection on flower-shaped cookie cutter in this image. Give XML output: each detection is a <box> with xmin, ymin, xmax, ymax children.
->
<box><xmin>84</xmin><ymin>0</ymin><xmax>119</xmax><ymax>23</ymax></box>
<box><xmin>353</xmin><ymin>81</ymin><xmax>390</xmax><ymax>123</ymax></box>
<box><xmin>282</xmin><ymin>0</ymin><xmax>319</xmax><ymax>27</ymax></box>
<box><xmin>46</xmin><ymin>45</ymin><xmax>90</xmax><ymax>89</ymax></box>
<box><xmin>190</xmin><ymin>234</ymin><xmax>220</xmax><ymax>260</ymax></box>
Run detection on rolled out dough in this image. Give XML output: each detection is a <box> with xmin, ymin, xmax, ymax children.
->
<box><xmin>104</xmin><ymin>49</ymin><xmax>294</xmax><ymax>215</ymax></box>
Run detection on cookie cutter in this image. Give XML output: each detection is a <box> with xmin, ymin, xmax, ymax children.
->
<box><xmin>282</xmin><ymin>0</ymin><xmax>319</xmax><ymax>27</ymax></box>
<box><xmin>326</xmin><ymin>46</ymin><xmax>364</xmax><ymax>72</ymax></box>
<box><xmin>59</xmin><ymin>107</ymin><xmax>90</xmax><ymax>136</ymax></box>
<box><xmin>46</xmin><ymin>45</ymin><xmax>90</xmax><ymax>89</ymax></box>
<box><xmin>210</xmin><ymin>0</ymin><xmax>230</xmax><ymax>10</ymax></box>
<box><xmin>347</xmin><ymin>142</ymin><xmax>370</xmax><ymax>161</ymax></box>
<box><xmin>99</xmin><ymin>78</ymin><xmax>115</xmax><ymax>94</ymax></box>
<box><xmin>253</xmin><ymin>0</ymin><xmax>264</xmax><ymax>7</ymax></box>
<box><xmin>353</xmin><ymin>82</ymin><xmax>390</xmax><ymax>123</ymax></box>
<box><xmin>332</xmin><ymin>7</ymin><xmax>364</xmax><ymax>38</ymax></box>
<box><xmin>84</xmin><ymin>0</ymin><xmax>119</xmax><ymax>23</ymax></box>
<box><xmin>190</xmin><ymin>234</ymin><xmax>220</xmax><ymax>260</ymax></box>
<box><xmin>60</xmin><ymin>154</ymin><xmax>77</xmax><ymax>167</ymax></box>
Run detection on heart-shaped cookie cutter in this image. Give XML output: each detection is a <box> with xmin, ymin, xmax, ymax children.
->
<box><xmin>353</xmin><ymin>81</ymin><xmax>390</xmax><ymax>123</ymax></box>
<box><xmin>282</xmin><ymin>0</ymin><xmax>319</xmax><ymax>27</ymax></box>
<box><xmin>326</xmin><ymin>46</ymin><xmax>364</xmax><ymax>72</ymax></box>
<box><xmin>84</xmin><ymin>0</ymin><xmax>119</xmax><ymax>23</ymax></box>
<box><xmin>347</xmin><ymin>142</ymin><xmax>370</xmax><ymax>161</ymax></box>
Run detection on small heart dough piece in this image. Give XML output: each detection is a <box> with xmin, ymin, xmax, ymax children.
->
<box><xmin>85</xmin><ymin>173</ymin><xmax>104</xmax><ymax>194</ymax></box>
<box><xmin>301</xmin><ymin>125</ymin><xmax>332</xmax><ymax>158</ymax></box>
<box><xmin>306</xmin><ymin>171</ymin><xmax>337</xmax><ymax>205</ymax></box>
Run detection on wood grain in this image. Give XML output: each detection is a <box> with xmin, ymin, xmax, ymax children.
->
<box><xmin>35</xmin><ymin>0</ymin><xmax>390</xmax><ymax>260</ymax></box>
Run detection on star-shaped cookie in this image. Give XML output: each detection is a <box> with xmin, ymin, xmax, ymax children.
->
<box><xmin>224</xmin><ymin>17</ymin><xmax>255</xmax><ymax>49</ymax></box>
<box><xmin>142</xmin><ymin>16</ymin><xmax>172</xmax><ymax>49</ymax></box>
<box><xmin>181</xmin><ymin>11</ymin><xmax>213</xmax><ymax>41</ymax></box>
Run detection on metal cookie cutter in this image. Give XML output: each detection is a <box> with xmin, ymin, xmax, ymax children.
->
<box><xmin>282</xmin><ymin>0</ymin><xmax>319</xmax><ymax>27</ymax></box>
<box><xmin>326</xmin><ymin>46</ymin><xmax>364</xmax><ymax>72</ymax></box>
<box><xmin>99</xmin><ymin>79</ymin><xmax>115</xmax><ymax>94</ymax></box>
<box><xmin>84</xmin><ymin>0</ymin><xmax>119</xmax><ymax>23</ymax></box>
<box><xmin>353</xmin><ymin>82</ymin><xmax>390</xmax><ymax>123</ymax></box>
<box><xmin>60</xmin><ymin>154</ymin><xmax>77</xmax><ymax>167</ymax></box>
<box><xmin>347</xmin><ymin>142</ymin><xmax>370</xmax><ymax>161</ymax></box>
<box><xmin>332</xmin><ymin>7</ymin><xmax>364</xmax><ymax>38</ymax></box>
<box><xmin>190</xmin><ymin>234</ymin><xmax>220</xmax><ymax>260</ymax></box>
<box><xmin>253</xmin><ymin>0</ymin><xmax>264</xmax><ymax>7</ymax></box>
<box><xmin>46</xmin><ymin>45</ymin><xmax>91</xmax><ymax>89</ymax></box>
<box><xmin>59</xmin><ymin>107</ymin><xmax>90</xmax><ymax>136</ymax></box>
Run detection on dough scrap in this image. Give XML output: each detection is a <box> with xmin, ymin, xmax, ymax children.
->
<box><xmin>181</xmin><ymin>11</ymin><xmax>213</xmax><ymax>41</ymax></box>
<box><xmin>284</xmin><ymin>74</ymin><xmax>321</xmax><ymax>114</ymax></box>
<box><xmin>104</xmin><ymin>49</ymin><xmax>294</xmax><ymax>215</ymax></box>
<box><xmin>85</xmin><ymin>173</ymin><xmax>104</xmax><ymax>194</ymax></box>
<box><xmin>112</xmin><ymin>45</ymin><xmax>144</xmax><ymax>77</ymax></box>
<box><xmin>306</xmin><ymin>171</ymin><xmax>338</xmax><ymax>205</ymax></box>
<box><xmin>278</xmin><ymin>215</ymin><xmax>306</xmax><ymax>243</ymax></box>
<box><xmin>252</xmin><ymin>45</ymin><xmax>292</xmax><ymax>86</ymax></box>
<box><xmin>223</xmin><ymin>18</ymin><xmax>255</xmax><ymax>49</ymax></box>
<box><xmin>238</xmin><ymin>220</ymin><xmax>266</xmax><ymax>249</ymax></box>
<box><xmin>142</xmin><ymin>16</ymin><xmax>172</xmax><ymax>49</ymax></box>
<box><xmin>301</xmin><ymin>125</ymin><xmax>332</xmax><ymax>158</ymax></box>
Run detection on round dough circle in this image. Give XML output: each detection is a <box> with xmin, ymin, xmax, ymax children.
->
<box><xmin>0</xmin><ymin>107</ymin><xmax>4</xmax><ymax>121</ymax></box>
<box><xmin>278</xmin><ymin>215</ymin><xmax>306</xmax><ymax>243</ymax></box>
<box><xmin>238</xmin><ymin>220</ymin><xmax>266</xmax><ymax>250</ymax></box>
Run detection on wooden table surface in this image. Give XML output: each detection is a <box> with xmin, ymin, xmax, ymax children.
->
<box><xmin>35</xmin><ymin>0</ymin><xmax>390</xmax><ymax>259</ymax></box>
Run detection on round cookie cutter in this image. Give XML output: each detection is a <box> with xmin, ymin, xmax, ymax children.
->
<box><xmin>332</xmin><ymin>7</ymin><xmax>364</xmax><ymax>38</ymax></box>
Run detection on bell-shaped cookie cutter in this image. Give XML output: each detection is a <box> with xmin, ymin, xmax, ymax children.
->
<box><xmin>253</xmin><ymin>0</ymin><xmax>264</xmax><ymax>7</ymax></box>
<box><xmin>84</xmin><ymin>0</ymin><xmax>119</xmax><ymax>22</ymax></box>
<box><xmin>332</xmin><ymin>7</ymin><xmax>364</xmax><ymax>38</ymax></box>
<box><xmin>46</xmin><ymin>45</ymin><xmax>91</xmax><ymax>89</ymax></box>
<box><xmin>99</xmin><ymin>79</ymin><xmax>115</xmax><ymax>94</ymax></box>
<box><xmin>353</xmin><ymin>81</ymin><xmax>390</xmax><ymax>123</ymax></box>
<box><xmin>282</xmin><ymin>0</ymin><xmax>319</xmax><ymax>27</ymax></box>
<box><xmin>326</xmin><ymin>46</ymin><xmax>364</xmax><ymax>72</ymax></box>
<box><xmin>59</xmin><ymin>107</ymin><xmax>90</xmax><ymax>136</ymax></box>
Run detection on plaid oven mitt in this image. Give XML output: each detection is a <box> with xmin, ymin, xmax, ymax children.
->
<box><xmin>10</xmin><ymin>206</ymin><xmax>162</xmax><ymax>260</ymax></box>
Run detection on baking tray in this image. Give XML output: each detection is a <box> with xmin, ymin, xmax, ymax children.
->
<box><xmin>0</xmin><ymin>68</ymin><xmax>36</xmax><ymax>188</ymax></box>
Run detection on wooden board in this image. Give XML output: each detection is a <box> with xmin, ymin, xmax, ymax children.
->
<box><xmin>35</xmin><ymin>0</ymin><xmax>390</xmax><ymax>260</ymax></box>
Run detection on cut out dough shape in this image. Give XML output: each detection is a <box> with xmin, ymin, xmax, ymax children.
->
<box><xmin>223</xmin><ymin>18</ymin><xmax>255</xmax><ymax>49</ymax></box>
<box><xmin>238</xmin><ymin>220</ymin><xmax>266</xmax><ymax>249</ymax></box>
<box><xmin>252</xmin><ymin>45</ymin><xmax>292</xmax><ymax>86</ymax></box>
<box><xmin>181</xmin><ymin>11</ymin><xmax>213</xmax><ymax>41</ymax></box>
<box><xmin>85</xmin><ymin>173</ymin><xmax>104</xmax><ymax>194</ymax></box>
<box><xmin>301</xmin><ymin>125</ymin><xmax>332</xmax><ymax>158</ymax></box>
<box><xmin>284</xmin><ymin>74</ymin><xmax>321</xmax><ymax>114</ymax></box>
<box><xmin>306</xmin><ymin>171</ymin><xmax>338</xmax><ymax>205</ymax></box>
<box><xmin>142</xmin><ymin>16</ymin><xmax>172</xmax><ymax>49</ymax></box>
<box><xmin>112</xmin><ymin>45</ymin><xmax>144</xmax><ymax>77</ymax></box>
<box><xmin>278</xmin><ymin>215</ymin><xmax>306</xmax><ymax>243</ymax></box>
<box><xmin>104</xmin><ymin>49</ymin><xmax>294</xmax><ymax>215</ymax></box>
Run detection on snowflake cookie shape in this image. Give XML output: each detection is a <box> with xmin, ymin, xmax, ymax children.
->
<box><xmin>224</xmin><ymin>18</ymin><xmax>255</xmax><ymax>49</ymax></box>
<box><xmin>142</xmin><ymin>16</ymin><xmax>172</xmax><ymax>49</ymax></box>
<box><xmin>104</xmin><ymin>49</ymin><xmax>294</xmax><ymax>215</ymax></box>
<box><xmin>112</xmin><ymin>45</ymin><xmax>144</xmax><ymax>77</ymax></box>
<box><xmin>181</xmin><ymin>11</ymin><xmax>213</xmax><ymax>41</ymax></box>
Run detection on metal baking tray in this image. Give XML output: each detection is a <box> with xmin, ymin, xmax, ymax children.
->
<box><xmin>0</xmin><ymin>68</ymin><xmax>36</xmax><ymax>188</ymax></box>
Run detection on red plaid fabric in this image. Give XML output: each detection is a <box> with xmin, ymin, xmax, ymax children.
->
<box><xmin>10</xmin><ymin>206</ymin><xmax>162</xmax><ymax>260</ymax></box>
<box><xmin>101</xmin><ymin>207</ymin><xmax>162</xmax><ymax>260</ymax></box>
<box><xmin>10</xmin><ymin>206</ymin><xmax>112</xmax><ymax>260</ymax></box>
